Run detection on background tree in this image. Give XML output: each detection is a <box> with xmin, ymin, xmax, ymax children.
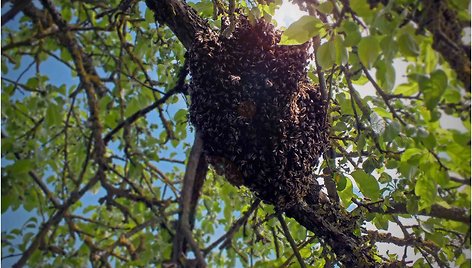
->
<box><xmin>1</xmin><ymin>0</ymin><xmax>470</xmax><ymax>267</ymax></box>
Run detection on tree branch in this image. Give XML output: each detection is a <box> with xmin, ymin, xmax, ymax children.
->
<box><xmin>277</xmin><ymin>214</ymin><xmax>307</xmax><ymax>268</ymax></box>
<box><xmin>171</xmin><ymin>133</ymin><xmax>205</xmax><ymax>265</ymax></box>
<box><xmin>145</xmin><ymin>0</ymin><xmax>209</xmax><ymax>49</ymax></box>
<box><xmin>143</xmin><ymin>0</ymin><xmax>383</xmax><ymax>266</ymax></box>
<box><xmin>360</xmin><ymin>64</ymin><xmax>406</xmax><ymax>125</ymax></box>
<box><xmin>12</xmin><ymin>1</ymin><xmax>109</xmax><ymax>266</ymax></box>
<box><xmin>367</xmin><ymin>0</ymin><xmax>471</xmax><ymax>91</ymax></box>
<box><xmin>1</xmin><ymin>0</ymin><xmax>31</xmax><ymax>26</ymax></box>
<box><xmin>355</xmin><ymin>199</ymin><xmax>470</xmax><ymax>224</ymax></box>
<box><xmin>103</xmin><ymin>60</ymin><xmax>188</xmax><ymax>144</ymax></box>
<box><xmin>285</xmin><ymin>200</ymin><xmax>379</xmax><ymax>266</ymax></box>
<box><xmin>203</xmin><ymin>199</ymin><xmax>261</xmax><ymax>255</ymax></box>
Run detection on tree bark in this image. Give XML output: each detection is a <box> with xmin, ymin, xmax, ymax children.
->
<box><xmin>145</xmin><ymin>0</ymin><xmax>208</xmax><ymax>49</ymax></box>
<box><xmin>144</xmin><ymin>0</ymin><xmax>383</xmax><ymax>266</ymax></box>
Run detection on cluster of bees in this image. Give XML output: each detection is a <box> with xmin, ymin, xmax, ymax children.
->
<box><xmin>188</xmin><ymin>16</ymin><xmax>329</xmax><ymax>209</ymax></box>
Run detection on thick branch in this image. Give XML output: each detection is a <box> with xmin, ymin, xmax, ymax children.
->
<box><xmin>144</xmin><ymin>0</ymin><xmax>383</xmax><ymax>266</ymax></box>
<box><xmin>285</xmin><ymin>200</ymin><xmax>380</xmax><ymax>267</ymax></box>
<box><xmin>1</xmin><ymin>0</ymin><xmax>31</xmax><ymax>26</ymax></box>
<box><xmin>171</xmin><ymin>133</ymin><xmax>205</xmax><ymax>265</ymax></box>
<box><xmin>357</xmin><ymin>199</ymin><xmax>470</xmax><ymax>224</ymax></box>
<box><xmin>367</xmin><ymin>230</ymin><xmax>439</xmax><ymax>252</ymax></box>
<box><xmin>145</xmin><ymin>0</ymin><xmax>208</xmax><ymax>49</ymax></box>
<box><xmin>189</xmin><ymin>154</ymin><xmax>208</xmax><ymax>229</ymax></box>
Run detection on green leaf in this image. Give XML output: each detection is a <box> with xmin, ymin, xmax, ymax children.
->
<box><xmin>335</xmin><ymin>173</ymin><xmax>347</xmax><ymax>191</ymax></box>
<box><xmin>9</xmin><ymin>159</ymin><xmax>34</xmax><ymax>175</ymax></box>
<box><xmin>62</xmin><ymin>7</ymin><xmax>72</xmax><ymax>21</ymax></box>
<box><xmin>383</xmin><ymin>121</ymin><xmax>400</xmax><ymax>142</ymax></box>
<box><xmin>333</xmin><ymin>35</ymin><xmax>348</xmax><ymax>65</ymax></box>
<box><xmin>189</xmin><ymin>1</ymin><xmax>213</xmax><ymax>17</ymax></box>
<box><xmin>125</xmin><ymin>98</ymin><xmax>141</xmax><ymax>117</ymax></box>
<box><xmin>406</xmin><ymin>197</ymin><xmax>418</xmax><ymax>213</ymax></box>
<box><xmin>373</xmin><ymin>107</ymin><xmax>392</xmax><ymax>119</ymax></box>
<box><xmin>173</xmin><ymin>109</ymin><xmax>188</xmax><ymax>122</ymax></box>
<box><xmin>398</xmin><ymin>33</ymin><xmax>419</xmax><ymax>57</ymax></box>
<box><xmin>300</xmin><ymin>247</ymin><xmax>311</xmax><ymax>258</ymax></box>
<box><xmin>316</xmin><ymin>40</ymin><xmax>336</xmax><ymax>69</ymax></box>
<box><xmin>342</xmin><ymin>21</ymin><xmax>362</xmax><ymax>47</ymax></box>
<box><xmin>45</xmin><ymin>103</ymin><xmax>62</xmax><ymax>127</ymax></box>
<box><xmin>401</xmin><ymin>148</ymin><xmax>423</xmax><ymax>162</ymax></box>
<box><xmin>316</xmin><ymin>1</ymin><xmax>333</xmax><ymax>14</ymax></box>
<box><xmin>372</xmin><ymin>214</ymin><xmax>389</xmax><ymax>230</ymax></box>
<box><xmin>2</xmin><ymin>194</ymin><xmax>14</xmax><ymax>213</ymax></box>
<box><xmin>350</xmin><ymin>0</ymin><xmax>372</xmax><ymax>18</ymax></box>
<box><xmin>375</xmin><ymin>59</ymin><xmax>395</xmax><ymax>91</ymax></box>
<box><xmin>279</xmin><ymin>16</ymin><xmax>322</xmax><ymax>45</ymax></box>
<box><xmin>394</xmin><ymin>83</ymin><xmax>418</xmax><ymax>96</ymax></box>
<box><xmin>380</xmin><ymin>36</ymin><xmax>398</xmax><ymax>60</ymax></box>
<box><xmin>379</xmin><ymin>172</ymin><xmax>392</xmax><ymax>184</ymax></box>
<box><xmin>373</xmin><ymin>14</ymin><xmax>397</xmax><ymax>35</ymax></box>
<box><xmin>358</xmin><ymin>36</ymin><xmax>380</xmax><ymax>68</ymax></box>
<box><xmin>419</xmin><ymin>70</ymin><xmax>448</xmax><ymax>111</ymax></box>
<box><xmin>144</xmin><ymin>8</ymin><xmax>155</xmax><ymax>23</ymax></box>
<box><xmin>421</xmin><ymin>40</ymin><xmax>437</xmax><ymax>73</ymax></box>
<box><xmin>362</xmin><ymin>158</ymin><xmax>378</xmax><ymax>174</ymax></box>
<box><xmin>338</xmin><ymin>177</ymin><xmax>353</xmax><ymax>206</ymax></box>
<box><xmin>351</xmin><ymin>169</ymin><xmax>380</xmax><ymax>200</ymax></box>
<box><xmin>421</xmin><ymin>132</ymin><xmax>436</xmax><ymax>149</ymax></box>
<box><xmin>426</xmin><ymin>166</ymin><xmax>449</xmax><ymax>187</ymax></box>
<box><xmin>443</xmin><ymin>87</ymin><xmax>461</xmax><ymax>103</ymax></box>
<box><xmin>415</xmin><ymin>177</ymin><xmax>436</xmax><ymax>210</ymax></box>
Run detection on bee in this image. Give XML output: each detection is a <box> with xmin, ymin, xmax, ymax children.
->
<box><xmin>230</xmin><ymin>75</ymin><xmax>241</xmax><ymax>85</ymax></box>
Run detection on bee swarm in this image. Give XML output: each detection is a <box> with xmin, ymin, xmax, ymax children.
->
<box><xmin>188</xmin><ymin>17</ymin><xmax>329</xmax><ymax>209</ymax></box>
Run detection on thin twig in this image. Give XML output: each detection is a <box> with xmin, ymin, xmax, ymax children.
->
<box><xmin>204</xmin><ymin>199</ymin><xmax>261</xmax><ymax>255</ymax></box>
<box><xmin>277</xmin><ymin>214</ymin><xmax>307</xmax><ymax>268</ymax></box>
<box><xmin>360</xmin><ymin>64</ymin><xmax>406</xmax><ymax>126</ymax></box>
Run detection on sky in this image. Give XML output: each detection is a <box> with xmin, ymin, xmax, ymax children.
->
<box><xmin>0</xmin><ymin>4</ymin><xmax>188</xmax><ymax>266</ymax></box>
<box><xmin>1</xmin><ymin>1</ymin><xmax>469</xmax><ymax>267</ymax></box>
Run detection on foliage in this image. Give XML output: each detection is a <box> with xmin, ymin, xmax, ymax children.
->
<box><xmin>1</xmin><ymin>0</ymin><xmax>470</xmax><ymax>267</ymax></box>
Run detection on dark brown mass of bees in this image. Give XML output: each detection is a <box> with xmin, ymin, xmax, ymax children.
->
<box><xmin>188</xmin><ymin>16</ymin><xmax>329</xmax><ymax>209</ymax></box>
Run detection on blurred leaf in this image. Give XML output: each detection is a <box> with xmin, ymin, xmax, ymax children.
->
<box><xmin>398</xmin><ymin>33</ymin><xmax>419</xmax><ymax>57</ymax></box>
<box><xmin>316</xmin><ymin>40</ymin><xmax>336</xmax><ymax>69</ymax></box>
<box><xmin>350</xmin><ymin>0</ymin><xmax>372</xmax><ymax>18</ymax></box>
<box><xmin>46</xmin><ymin>103</ymin><xmax>62</xmax><ymax>126</ymax></box>
<box><xmin>419</xmin><ymin>70</ymin><xmax>448</xmax><ymax>111</ymax></box>
<box><xmin>358</xmin><ymin>36</ymin><xmax>380</xmax><ymax>68</ymax></box>
<box><xmin>342</xmin><ymin>21</ymin><xmax>361</xmax><ymax>47</ymax></box>
<box><xmin>375</xmin><ymin>59</ymin><xmax>395</xmax><ymax>91</ymax></box>
<box><xmin>316</xmin><ymin>1</ymin><xmax>333</xmax><ymax>14</ymax></box>
<box><xmin>401</xmin><ymin>148</ymin><xmax>423</xmax><ymax>162</ymax></box>
<box><xmin>394</xmin><ymin>83</ymin><xmax>418</xmax><ymax>96</ymax></box>
<box><xmin>279</xmin><ymin>16</ymin><xmax>323</xmax><ymax>45</ymax></box>
<box><xmin>380</xmin><ymin>36</ymin><xmax>398</xmax><ymax>61</ymax></box>
<box><xmin>379</xmin><ymin>172</ymin><xmax>392</xmax><ymax>184</ymax></box>
<box><xmin>8</xmin><ymin>159</ymin><xmax>34</xmax><ymax>175</ymax></box>
<box><xmin>333</xmin><ymin>35</ymin><xmax>348</xmax><ymax>65</ymax></box>
<box><xmin>373</xmin><ymin>107</ymin><xmax>392</xmax><ymax>119</ymax></box>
